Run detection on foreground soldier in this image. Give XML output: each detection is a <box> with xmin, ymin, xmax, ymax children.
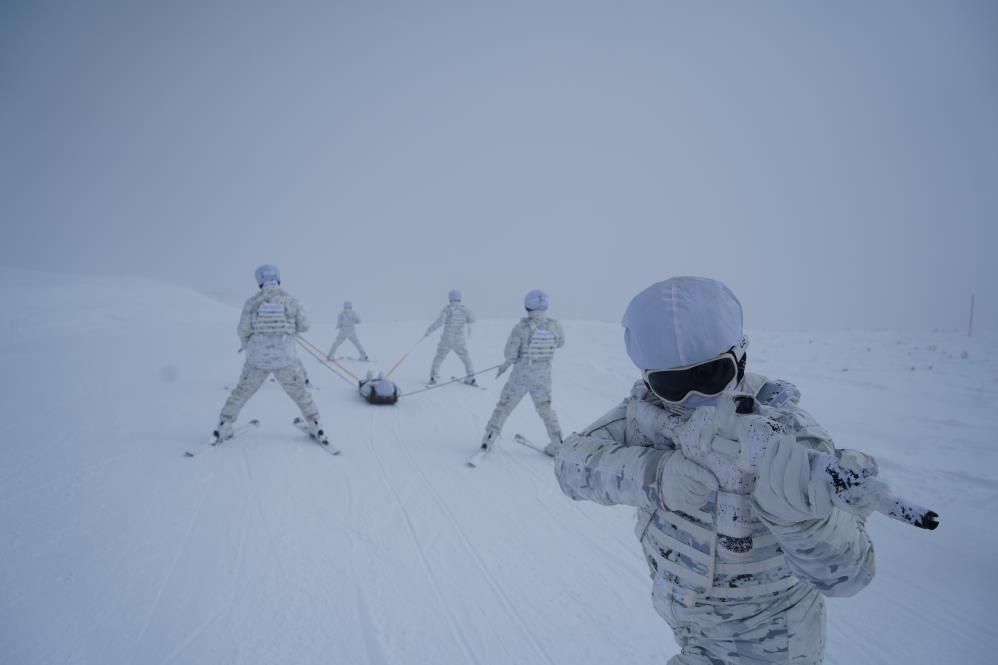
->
<box><xmin>480</xmin><ymin>289</ymin><xmax>564</xmax><ymax>455</ymax></box>
<box><xmin>213</xmin><ymin>265</ymin><xmax>328</xmax><ymax>444</ymax></box>
<box><xmin>553</xmin><ymin>277</ymin><xmax>876</xmax><ymax>664</ymax></box>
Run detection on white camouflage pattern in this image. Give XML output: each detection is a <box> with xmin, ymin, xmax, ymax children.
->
<box><xmin>238</xmin><ymin>284</ymin><xmax>309</xmax><ymax>371</ymax></box>
<box><xmin>553</xmin><ymin>373</ymin><xmax>875</xmax><ymax>664</ymax></box>
<box><xmin>426</xmin><ymin>302</ymin><xmax>475</xmax><ymax>380</ymax></box>
<box><xmin>327</xmin><ymin>306</ymin><xmax>367</xmax><ymax>358</ymax></box>
<box><xmin>220</xmin><ymin>363</ymin><xmax>319</xmax><ymax>423</ymax></box>
<box><xmin>220</xmin><ymin>285</ymin><xmax>319</xmax><ymax>424</ymax></box>
<box><xmin>486</xmin><ymin>310</ymin><xmax>564</xmax><ymax>445</ymax></box>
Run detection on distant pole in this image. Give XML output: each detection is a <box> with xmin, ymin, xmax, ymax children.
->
<box><xmin>968</xmin><ymin>293</ymin><xmax>975</xmax><ymax>337</ymax></box>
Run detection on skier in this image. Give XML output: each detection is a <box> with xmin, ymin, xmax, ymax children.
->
<box><xmin>480</xmin><ymin>289</ymin><xmax>564</xmax><ymax>455</ymax></box>
<box><xmin>213</xmin><ymin>265</ymin><xmax>328</xmax><ymax>444</ymax></box>
<box><xmin>425</xmin><ymin>289</ymin><xmax>476</xmax><ymax>385</ymax></box>
<box><xmin>326</xmin><ymin>300</ymin><xmax>368</xmax><ymax>361</ymax></box>
<box><xmin>553</xmin><ymin>277</ymin><xmax>876</xmax><ymax>664</ymax></box>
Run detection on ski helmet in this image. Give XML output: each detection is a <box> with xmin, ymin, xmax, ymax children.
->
<box><xmin>449</xmin><ymin>289</ymin><xmax>462</xmax><ymax>302</ymax></box>
<box><xmin>254</xmin><ymin>264</ymin><xmax>281</xmax><ymax>288</ymax></box>
<box><xmin>344</xmin><ymin>300</ymin><xmax>352</xmax><ymax>309</ymax></box>
<box><xmin>524</xmin><ymin>289</ymin><xmax>549</xmax><ymax>311</ymax></box>
<box><xmin>622</xmin><ymin>277</ymin><xmax>743</xmax><ymax>371</ymax></box>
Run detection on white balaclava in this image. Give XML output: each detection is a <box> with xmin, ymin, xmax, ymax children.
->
<box><xmin>255</xmin><ymin>264</ymin><xmax>281</xmax><ymax>288</ymax></box>
<box><xmin>622</xmin><ymin>277</ymin><xmax>744</xmax><ymax>406</ymax></box>
<box><xmin>344</xmin><ymin>301</ymin><xmax>352</xmax><ymax>309</ymax></box>
<box><xmin>449</xmin><ymin>289</ymin><xmax>462</xmax><ymax>303</ymax></box>
<box><xmin>524</xmin><ymin>289</ymin><xmax>550</xmax><ymax>312</ymax></box>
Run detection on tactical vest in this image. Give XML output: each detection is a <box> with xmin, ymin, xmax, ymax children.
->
<box><xmin>627</xmin><ymin>381</ymin><xmax>798</xmax><ymax>607</ymax></box>
<box><xmin>251</xmin><ymin>295</ymin><xmax>296</xmax><ymax>336</ymax></box>
<box><xmin>524</xmin><ymin>323</ymin><xmax>557</xmax><ymax>362</ymax></box>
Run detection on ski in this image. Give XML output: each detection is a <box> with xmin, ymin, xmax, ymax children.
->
<box><xmin>292</xmin><ymin>417</ymin><xmax>341</xmax><ymax>455</ymax></box>
<box><xmin>336</xmin><ymin>356</ymin><xmax>372</xmax><ymax>362</ymax></box>
<box><xmin>185</xmin><ymin>419</ymin><xmax>260</xmax><ymax>457</ymax></box>
<box><xmin>514</xmin><ymin>434</ymin><xmax>553</xmax><ymax>456</ymax></box>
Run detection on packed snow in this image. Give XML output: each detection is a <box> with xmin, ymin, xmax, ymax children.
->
<box><xmin>1</xmin><ymin>267</ymin><xmax>995</xmax><ymax>664</ymax></box>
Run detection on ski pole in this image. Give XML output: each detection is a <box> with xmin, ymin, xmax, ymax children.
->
<box><xmin>385</xmin><ymin>334</ymin><xmax>427</xmax><ymax>379</ymax></box>
<box><xmin>295</xmin><ymin>338</ymin><xmax>360</xmax><ymax>388</ymax></box>
<box><xmin>297</xmin><ymin>335</ymin><xmax>362</xmax><ymax>382</ymax></box>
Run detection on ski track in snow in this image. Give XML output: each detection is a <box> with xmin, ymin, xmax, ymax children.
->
<box><xmin>129</xmin><ymin>467</ymin><xmax>215</xmax><ymax>663</ymax></box>
<box><xmin>387</xmin><ymin>408</ymin><xmax>559</xmax><ymax>665</ymax></box>
<box><xmin>158</xmin><ymin>488</ymin><xmax>252</xmax><ymax>665</ymax></box>
<box><xmin>363</xmin><ymin>410</ymin><xmax>483</xmax><ymax>665</ymax></box>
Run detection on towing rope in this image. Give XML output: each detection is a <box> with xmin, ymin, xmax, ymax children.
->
<box><xmin>399</xmin><ymin>364</ymin><xmax>501</xmax><ymax>397</ymax></box>
<box><xmin>295</xmin><ymin>337</ymin><xmax>358</xmax><ymax>388</ymax></box>
<box><xmin>297</xmin><ymin>335</ymin><xmax>362</xmax><ymax>382</ymax></box>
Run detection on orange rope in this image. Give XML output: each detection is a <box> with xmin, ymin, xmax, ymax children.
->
<box><xmin>385</xmin><ymin>334</ymin><xmax>427</xmax><ymax>379</ymax></box>
<box><xmin>296</xmin><ymin>335</ymin><xmax>362</xmax><ymax>382</ymax></box>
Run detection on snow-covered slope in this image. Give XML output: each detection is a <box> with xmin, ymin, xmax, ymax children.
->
<box><xmin>1</xmin><ymin>269</ymin><xmax>995</xmax><ymax>664</ymax></box>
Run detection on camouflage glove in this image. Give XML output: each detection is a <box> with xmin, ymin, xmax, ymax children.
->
<box><xmin>496</xmin><ymin>361</ymin><xmax>512</xmax><ymax>378</ymax></box>
<box><xmin>657</xmin><ymin>451</ymin><xmax>719</xmax><ymax>515</ymax></box>
<box><xmin>751</xmin><ymin>423</ymin><xmax>834</xmax><ymax>526</ymax></box>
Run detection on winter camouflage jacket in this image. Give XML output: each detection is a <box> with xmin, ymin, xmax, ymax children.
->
<box><xmin>238</xmin><ymin>285</ymin><xmax>310</xmax><ymax>370</ymax></box>
<box><xmin>426</xmin><ymin>303</ymin><xmax>475</xmax><ymax>344</ymax></box>
<box><xmin>553</xmin><ymin>373</ymin><xmax>875</xmax><ymax>608</ymax></box>
<box><xmin>336</xmin><ymin>308</ymin><xmax>361</xmax><ymax>334</ymax></box>
<box><xmin>503</xmin><ymin>311</ymin><xmax>564</xmax><ymax>368</ymax></box>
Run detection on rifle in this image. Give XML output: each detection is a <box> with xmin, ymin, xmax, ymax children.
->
<box><xmin>635</xmin><ymin>393</ymin><xmax>939</xmax><ymax>560</ymax></box>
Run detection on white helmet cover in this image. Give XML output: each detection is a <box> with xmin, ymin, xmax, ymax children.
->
<box><xmin>524</xmin><ymin>289</ymin><xmax>549</xmax><ymax>311</ymax></box>
<box><xmin>449</xmin><ymin>289</ymin><xmax>462</xmax><ymax>302</ymax></box>
<box><xmin>254</xmin><ymin>264</ymin><xmax>281</xmax><ymax>287</ymax></box>
<box><xmin>622</xmin><ymin>277</ymin><xmax>743</xmax><ymax>371</ymax></box>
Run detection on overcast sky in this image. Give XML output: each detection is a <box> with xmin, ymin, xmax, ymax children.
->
<box><xmin>2</xmin><ymin>0</ymin><xmax>996</xmax><ymax>330</ymax></box>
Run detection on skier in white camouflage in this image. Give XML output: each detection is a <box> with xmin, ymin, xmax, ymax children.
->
<box><xmin>480</xmin><ymin>289</ymin><xmax>564</xmax><ymax>455</ymax></box>
<box><xmin>326</xmin><ymin>300</ymin><xmax>368</xmax><ymax>361</ymax></box>
<box><xmin>553</xmin><ymin>277</ymin><xmax>877</xmax><ymax>664</ymax></box>
<box><xmin>425</xmin><ymin>289</ymin><xmax>476</xmax><ymax>385</ymax></box>
<box><xmin>213</xmin><ymin>265</ymin><xmax>328</xmax><ymax>444</ymax></box>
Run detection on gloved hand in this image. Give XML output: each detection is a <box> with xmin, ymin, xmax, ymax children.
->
<box><xmin>657</xmin><ymin>451</ymin><xmax>719</xmax><ymax>515</ymax></box>
<box><xmin>496</xmin><ymin>361</ymin><xmax>512</xmax><ymax>378</ymax></box>
<box><xmin>749</xmin><ymin>418</ymin><xmax>833</xmax><ymax>525</ymax></box>
<box><xmin>824</xmin><ymin>448</ymin><xmax>880</xmax><ymax>518</ymax></box>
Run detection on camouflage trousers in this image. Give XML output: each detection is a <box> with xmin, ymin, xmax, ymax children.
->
<box><xmin>327</xmin><ymin>331</ymin><xmax>366</xmax><ymax>358</ymax></box>
<box><xmin>486</xmin><ymin>365</ymin><xmax>561</xmax><ymax>444</ymax></box>
<box><xmin>430</xmin><ymin>339</ymin><xmax>474</xmax><ymax>380</ymax></box>
<box><xmin>653</xmin><ymin>581</ymin><xmax>826</xmax><ymax>664</ymax></box>
<box><xmin>220</xmin><ymin>362</ymin><xmax>319</xmax><ymax>423</ymax></box>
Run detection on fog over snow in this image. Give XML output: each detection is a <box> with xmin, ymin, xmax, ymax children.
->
<box><xmin>1</xmin><ymin>3</ymin><xmax>997</xmax><ymax>664</ymax></box>
<box><xmin>2</xmin><ymin>0</ymin><xmax>996</xmax><ymax>330</ymax></box>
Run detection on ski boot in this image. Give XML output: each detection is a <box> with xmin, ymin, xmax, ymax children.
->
<box><xmin>308</xmin><ymin>419</ymin><xmax>329</xmax><ymax>445</ymax></box>
<box><xmin>543</xmin><ymin>434</ymin><xmax>563</xmax><ymax>458</ymax></box>
<box><xmin>428</xmin><ymin>375</ymin><xmax>438</xmax><ymax>385</ymax></box>
<box><xmin>480</xmin><ymin>428</ymin><xmax>498</xmax><ymax>452</ymax></box>
<box><xmin>213</xmin><ymin>419</ymin><xmax>234</xmax><ymax>442</ymax></box>
<box><xmin>360</xmin><ymin>354</ymin><xmax>369</xmax><ymax>361</ymax></box>
<box><xmin>463</xmin><ymin>376</ymin><xmax>478</xmax><ymax>387</ymax></box>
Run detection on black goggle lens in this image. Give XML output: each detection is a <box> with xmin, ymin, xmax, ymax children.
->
<box><xmin>645</xmin><ymin>355</ymin><xmax>738</xmax><ymax>402</ymax></box>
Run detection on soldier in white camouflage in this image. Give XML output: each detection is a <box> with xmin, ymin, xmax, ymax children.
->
<box><xmin>553</xmin><ymin>277</ymin><xmax>876</xmax><ymax>664</ymax></box>
<box><xmin>326</xmin><ymin>300</ymin><xmax>368</xmax><ymax>361</ymax></box>
<box><xmin>425</xmin><ymin>289</ymin><xmax>476</xmax><ymax>385</ymax></box>
<box><xmin>481</xmin><ymin>289</ymin><xmax>565</xmax><ymax>454</ymax></box>
<box><xmin>213</xmin><ymin>265</ymin><xmax>326</xmax><ymax>441</ymax></box>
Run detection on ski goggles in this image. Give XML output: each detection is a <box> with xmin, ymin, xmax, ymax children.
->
<box><xmin>643</xmin><ymin>350</ymin><xmax>740</xmax><ymax>404</ymax></box>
